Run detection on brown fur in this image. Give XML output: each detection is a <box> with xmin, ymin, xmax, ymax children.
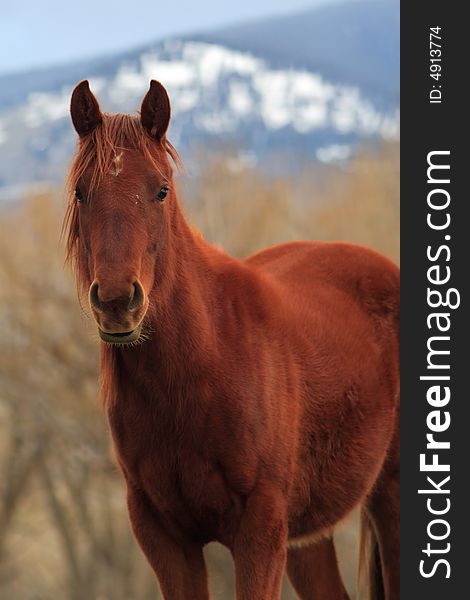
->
<box><xmin>64</xmin><ymin>80</ymin><xmax>400</xmax><ymax>599</ymax></box>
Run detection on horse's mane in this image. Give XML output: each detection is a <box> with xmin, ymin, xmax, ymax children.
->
<box><xmin>62</xmin><ymin>113</ymin><xmax>180</xmax><ymax>286</ymax></box>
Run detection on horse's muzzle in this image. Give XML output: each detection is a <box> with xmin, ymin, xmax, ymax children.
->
<box><xmin>89</xmin><ymin>278</ymin><xmax>148</xmax><ymax>344</ymax></box>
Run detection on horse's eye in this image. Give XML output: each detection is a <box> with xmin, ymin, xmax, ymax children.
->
<box><xmin>75</xmin><ymin>186</ymin><xmax>84</xmax><ymax>202</ymax></box>
<box><xmin>156</xmin><ymin>186</ymin><xmax>169</xmax><ymax>202</ymax></box>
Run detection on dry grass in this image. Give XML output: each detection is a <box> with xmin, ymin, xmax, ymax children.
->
<box><xmin>0</xmin><ymin>143</ymin><xmax>398</xmax><ymax>599</ymax></box>
<box><xmin>184</xmin><ymin>143</ymin><xmax>399</xmax><ymax>264</ymax></box>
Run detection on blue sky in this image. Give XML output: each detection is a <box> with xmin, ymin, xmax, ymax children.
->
<box><xmin>0</xmin><ymin>0</ymin><xmax>345</xmax><ymax>75</ymax></box>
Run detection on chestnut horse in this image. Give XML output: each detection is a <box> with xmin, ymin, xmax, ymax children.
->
<box><xmin>64</xmin><ymin>80</ymin><xmax>399</xmax><ymax>600</ymax></box>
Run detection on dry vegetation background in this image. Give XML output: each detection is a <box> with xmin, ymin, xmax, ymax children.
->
<box><xmin>0</xmin><ymin>142</ymin><xmax>399</xmax><ymax>599</ymax></box>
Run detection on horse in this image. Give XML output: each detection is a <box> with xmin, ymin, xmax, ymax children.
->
<box><xmin>64</xmin><ymin>79</ymin><xmax>400</xmax><ymax>600</ymax></box>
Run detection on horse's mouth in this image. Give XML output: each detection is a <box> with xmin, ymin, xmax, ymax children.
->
<box><xmin>99</xmin><ymin>323</ymin><xmax>142</xmax><ymax>345</ymax></box>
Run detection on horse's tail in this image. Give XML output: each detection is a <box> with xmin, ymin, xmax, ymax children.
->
<box><xmin>358</xmin><ymin>508</ymin><xmax>385</xmax><ymax>600</ymax></box>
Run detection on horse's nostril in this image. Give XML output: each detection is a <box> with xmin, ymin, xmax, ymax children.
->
<box><xmin>128</xmin><ymin>281</ymin><xmax>145</xmax><ymax>312</ymax></box>
<box><xmin>89</xmin><ymin>279</ymin><xmax>144</xmax><ymax>313</ymax></box>
<box><xmin>89</xmin><ymin>281</ymin><xmax>103</xmax><ymax>312</ymax></box>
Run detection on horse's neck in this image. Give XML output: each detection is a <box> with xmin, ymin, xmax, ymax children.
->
<box><xmin>156</xmin><ymin>205</ymin><xmax>218</xmax><ymax>355</ymax></box>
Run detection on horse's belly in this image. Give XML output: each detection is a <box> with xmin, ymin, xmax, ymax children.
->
<box><xmin>288</xmin><ymin>392</ymin><xmax>396</xmax><ymax>540</ymax></box>
<box><xmin>288</xmin><ymin>463</ymin><xmax>380</xmax><ymax>543</ymax></box>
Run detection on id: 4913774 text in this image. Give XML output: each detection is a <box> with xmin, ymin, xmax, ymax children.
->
<box><xmin>429</xmin><ymin>26</ymin><xmax>443</xmax><ymax>104</ymax></box>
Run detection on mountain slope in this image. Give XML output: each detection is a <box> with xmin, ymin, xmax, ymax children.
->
<box><xmin>192</xmin><ymin>0</ymin><xmax>399</xmax><ymax>104</ymax></box>
<box><xmin>0</xmin><ymin>0</ymin><xmax>399</xmax><ymax>112</ymax></box>
<box><xmin>0</xmin><ymin>1</ymin><xmax>399</xmax><ymax>191</ymax></box>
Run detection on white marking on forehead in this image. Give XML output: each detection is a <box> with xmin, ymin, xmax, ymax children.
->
<box><xmin>111</xmin><ymin>152</ymin><xmax>123</xmax><ymax>176</ymax></box>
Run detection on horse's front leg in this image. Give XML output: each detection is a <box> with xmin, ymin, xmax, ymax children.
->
<box><xmin>232</xmin><ymin>487</ymin><xmax>288</xmax><ymax>600</ymax></box>
<box><xmin>127</xmin><ymin>485</ymin><xmax>210</xmax><ymax>600</ymax></box>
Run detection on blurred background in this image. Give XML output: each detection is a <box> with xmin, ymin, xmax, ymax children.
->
<box><xmin>0</xmin><ymin>0</ymin><xmax>399</xmax><ymax>598</ymax></box>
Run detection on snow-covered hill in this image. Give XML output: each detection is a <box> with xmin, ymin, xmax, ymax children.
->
<box><xmin>0</xmin><ymin>1</ymin><xmax>399</xmax><ymax>191</ymax></box>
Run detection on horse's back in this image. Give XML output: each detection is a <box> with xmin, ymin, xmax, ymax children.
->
<box><xmin>246</xmin><ymin>240</ymin><xmax>399</xmax><ymax>331</ymax></box>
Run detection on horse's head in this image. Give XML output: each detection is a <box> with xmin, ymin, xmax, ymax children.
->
<box><xmin>65</xmin><ymin>80</ymin><xmax>178</xmax><ymax>345</ymax></box>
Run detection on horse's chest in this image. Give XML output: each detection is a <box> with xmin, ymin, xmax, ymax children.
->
<box><xmin>107</xmin><ymin>401</ymin><xmax>240</xmax><ymax>541</ymax></box>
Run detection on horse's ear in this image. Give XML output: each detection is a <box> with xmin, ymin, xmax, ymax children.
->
<box><xmin>140</xmin><ymin>80</ymin><xmax>171</xmax><ymax>142</ymax></box>
<box><xmin>70</xmin><ymin>80</ymin><xmax>102</xmax><ymax>137</ymax></box>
